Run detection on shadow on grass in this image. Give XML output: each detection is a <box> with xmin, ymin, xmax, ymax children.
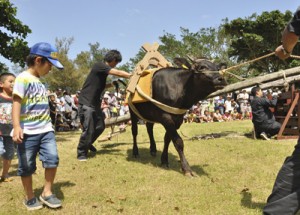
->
<box><xmin>240</xmin><ymin>191</ymin><xmax>265</xmax><ymax>211</ymax></box>
<box><xmin>34</xmin><ymin>180</ymin><xmax>76</xmax><ymax>201</ymax></box>
<box><xmin>126</xmin><ymin>147</ymin><xmax>209</xmax><ymax>176</ymax></box>
<box><xmin>56</xmin><ymin>130</ymin><xmax>81</xmax><ymax>142</ymax></box>
<box><xmin>101</xmin><ymin>142</ymin><xmax>131</xmax><ymax>149</ymax></box>
<box><xmin>185</xmin><ymin>131</ymin><xmax>252</xmax><ymax>141</ymax></box>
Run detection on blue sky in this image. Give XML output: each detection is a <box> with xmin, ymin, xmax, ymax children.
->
<box><xmin>3</xmin><ymin>0</ymin><xmax>300</xmax><ymax>68</ymax></box>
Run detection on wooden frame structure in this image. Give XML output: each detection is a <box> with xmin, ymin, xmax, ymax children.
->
<box><xmin>275</xmin><ymin>84</ymin><xmax>300</xmax><ymax>139</ymax></box>
<box><xmin>127</xmin><ymin>42</ymin><xmax>172</xmax><ymax>94</ymax></box>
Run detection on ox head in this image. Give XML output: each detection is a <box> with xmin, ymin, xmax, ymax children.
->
<box><xmin>174</xmin><ymin>57</ymin><xmax>227</xmax><ymax>91</ymax></box>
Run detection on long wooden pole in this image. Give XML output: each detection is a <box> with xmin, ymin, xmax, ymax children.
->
<box><xmin>104</xmin><ymin>114</ymin><xmax>131</xmax><ymax>127</ymax></box>
<box><xmin>258</xmin><ymin>75</ymin><xmax>300</xmax><ymax>90</ymax></box>
<box><xmin>207</xmin><ymin>66</ymin><xmax>300</xmax><ymax>98</ymax></box>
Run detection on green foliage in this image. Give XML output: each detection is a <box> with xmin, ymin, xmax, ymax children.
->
<box><xmin>0</xmin><ymin>0</ymin><xmax>31</xmax><ymax>71</ymax></box>
<box><xmin>223</xmin><ymin>10</ymin><xmax>295</xmax><ymax>76</ymax></box>
<box><xmin>43</xmin><ymin>39</ymin><xmax>115</xmax><ymax>93</ymax></box>
<box><xmin>159</xmin><ymin>26</ymin><xmax>231</xmax><ymax>64</ymax></box>
<box><xmin>43</xmin><ymin>37</ymin><xmax>82</xmax><ymax>92</ymax></box>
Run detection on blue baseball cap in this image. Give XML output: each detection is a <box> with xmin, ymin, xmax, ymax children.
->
<box><xmin>30</xmin><ymin>42</ymin><xmax>64</xmax><ymax>69</ymax></box>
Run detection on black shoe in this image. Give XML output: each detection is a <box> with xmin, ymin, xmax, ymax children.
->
<box><xmin>89</xmin><ymin>145</ymin><xmax>97</xmax><ymax>152</ymax></box>
<box><xmin>77</xmin><ymin>155</ymin><xmax>87</xmax><ymax>161</ymax></box>
<box><xmin>260</xmin><ymin>132</ymin><xmax>270</xmax><ymax>140</ymax></box>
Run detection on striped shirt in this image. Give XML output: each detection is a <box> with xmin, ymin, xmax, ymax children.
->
<box><xmin>13</xmin><ymin>71</ymin><xmax>53</xmax><ymax>134</ymax></box>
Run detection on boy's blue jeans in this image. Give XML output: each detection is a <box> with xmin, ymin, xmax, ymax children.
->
<box><xmin>0</xmin><ymin>136</ymin><xmax>14</xmax><ymax>160</ymax></box>
<box><xmin>17</xmin><ymin>131</ymin><xmax>59</xmax><ymax>176</ymax></box>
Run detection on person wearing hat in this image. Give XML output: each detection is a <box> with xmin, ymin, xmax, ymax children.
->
<box><xmin>12</xmin><ymin>42</ymin><xmax>63</xmax><ymax>210</ymax></box>
<box><xmin>77</xmin><ymin>50</ymin><xmax>131</xmax><ymax>161</ymax></box>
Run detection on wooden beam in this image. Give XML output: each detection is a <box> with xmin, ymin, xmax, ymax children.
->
<box><xmin>207</xmin><ymin>66</ymin><xmax>300</xmax><ymax>98</ymax></box>
<box><xmin>104</xmin><ymin>114</ymin><xmax>131</xmax><ymax>127</ymax></box>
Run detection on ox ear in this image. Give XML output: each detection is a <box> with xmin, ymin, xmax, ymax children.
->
<box><xmin>173</xmin><ymin>57</ymin><xmax>191</xmax><ymax>69</ymax></box>
<box><xmin>218</xmin><ymin>63</ymin><xmax>227</xmax><ymax>70</ymax></box>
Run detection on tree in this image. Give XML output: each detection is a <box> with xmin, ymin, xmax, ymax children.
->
<box><xmin>158</xmin><ymin>27</ymin><xmax>231</xmax><ymax>64</ymax></box>
<box><xmin>0</xmin><ymin>0</ymin><xmax>31</xmax><ymax>72</ymax></box>
<box><xmin>223</xmin><ymin>10</ymin><xmax>297</xmax><ymax>77</ymax></box>
<box><xmin>42</xmin><ymin>37</ymin><xmax>83</xmax><ymax>93</ymax></box>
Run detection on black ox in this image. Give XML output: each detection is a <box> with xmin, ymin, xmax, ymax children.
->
<box><xmin>129</xmin><ymin>58</ymin><xmax>227</xmax><ymax>176</ymax></box>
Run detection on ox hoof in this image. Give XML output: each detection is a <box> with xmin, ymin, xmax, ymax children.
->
<box><xmin>150</xmin><ymin>151</ymin><xmax>157</xmax><ymax>157</ymax></box>
<box><xmin>184</xmin><ymin>171</ymin><xmax>198</xmax><ymax>178</ymax></box>
<box><xmin>160</xmin><ymin>163</ymin><xmax>169</xmax><ymax>169</ymax></box>
<box><xmin>133</xmin><ymin>154</ymin><xmax>139</xmax><ymax>158</ymax></box>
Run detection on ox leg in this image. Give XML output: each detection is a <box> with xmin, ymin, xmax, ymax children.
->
<box><xmin>146</xmin><ymin>122</ymin><xmax>157</xmax><ymax>157</ymax></box>
<box><xmin>130</xmin><ymin>111</ymin><xmax>139</xmax><ymax>157</ymax></box>
<box><xmin>170</xmin><ymin>130</ymin><xmax>194</xmax><ymax>176</ymax></box>
<box><xmin>161</xmin><ymin>132</ymin><xmax>171</xmax><ymax>168</ymax></box>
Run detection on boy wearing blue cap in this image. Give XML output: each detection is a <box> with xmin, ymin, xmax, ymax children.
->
<box><xmin>12</xmin><ymin>42</ymin><xmax>63</xmax><ymax>210</ymax></box>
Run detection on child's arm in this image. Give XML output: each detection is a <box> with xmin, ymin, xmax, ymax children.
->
<box><xmin>12</xmin><ymin>95</ymin><xmax>23</xmax><ymax>144</ymax></box>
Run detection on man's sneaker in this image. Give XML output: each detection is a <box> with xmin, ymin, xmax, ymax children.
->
<box><xmin>39</xmin><ymin>194</ymin><xmax>62</xmax><ymax>208</ymax></box>
<box><xmin>89</xmin><ymin>145</ymin><xmax>97</xmax><ymax>152</ymax></box>
<box><xmin>77</xmin><ymin>155</ymin><xmax>87</xmax><ymax>161</ymax></box>
<box><xmin>23</xmin><ymin>197</ymin><xmax>43</xmax><ymax>211</ymax></box>
<box><xmin>260</xmin><ymin>132</ymin><xmax>270</xmax><ymax>140</ymax></box>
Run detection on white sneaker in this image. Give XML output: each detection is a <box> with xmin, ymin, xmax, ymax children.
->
<box><xmin>260</xmin><ymin>132</ymin><xmax>270</xmax><ymax>140</ymax></box>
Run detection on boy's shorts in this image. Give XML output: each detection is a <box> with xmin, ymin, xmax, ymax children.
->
<box><xmin>0</xmin><ymin>136</ymin><xmax>15</xmax><ymax>160</ymax></box>
<box><xmin>17</xmin><ymin>131</ymin><xmax>59</xmax><ymax>177</ymax></box>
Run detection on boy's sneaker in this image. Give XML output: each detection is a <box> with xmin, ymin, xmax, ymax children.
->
<box><xmin>0</xmin><ymin>176</ymin><xmax>13</xmax><ymax>182</ymax></box>
<box><xmin>39</xmin><ymin>194</ymin><xmax>62</xmax><ymax>208</ymax></box>
<box><xmin>260</xmin><ymin>132</ymin><xmax>270</xmax><ymax>140</ymax></box>
<box><xmin>23</xmin><ymin>197</ymin><xmax>43</xmax><ymax>211</ymax></box>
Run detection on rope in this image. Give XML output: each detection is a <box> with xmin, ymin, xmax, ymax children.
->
<box><xmin>219</xmin><ymin>52</ymin><xmax>300</xmax><ymax>80</ymax></box>
<box><xmin>222</xmin><ymin>52</ymin><xmax>276</xmax><ymax>74</ymax></box>
<box><xmin>127</xmin><ymin>93</ymin><xmax>156</xmax><ymax>123</ymax></box>
<box><xmin>135</xmin><ymin>86</ymin><xmax>187</xmax><ymax>115</ymax></box>
<box><xmin>290</xmin><ymin>55</ymin><xmax>300</xmax><ymax>60</ymax></box>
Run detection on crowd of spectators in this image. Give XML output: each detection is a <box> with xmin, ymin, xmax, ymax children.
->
<box><xmin>47</xmin><ymin>87</ymin><xmax>281</xmax><ymax>130</ymax></box>
<box><xmin>48</xmin><ymin>88</ymin><xmax>81</xmax><ymax>132</ymax></box>
<box><xmin>183</xmin><ymin>88</ymin><xmax>281</xmax><ymax>124</ymax></box>
<box><xmin>47</xmin><ymin>88</ymin><xmax>129</xmax><ymax>132</ymax></box>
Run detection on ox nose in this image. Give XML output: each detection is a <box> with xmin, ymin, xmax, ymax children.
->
<box><xmin>215</xmin><ymin>76</ymin><xmax>225</xmax><ymax>83</ymax></box>
<box><xmin>214</xmin><ymin>76</ymin><xmax>227</xmax><ymax>87</ymax></box>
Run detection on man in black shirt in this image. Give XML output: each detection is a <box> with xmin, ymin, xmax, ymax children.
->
<box><xmin>250</xmin><ymin>86</ymin><xmax>281</xmax><ymax>140</ymax></box>
<box><xmin>77</xmin><ymin>50</ymin><xmax>131</xmax><ymax>161</ymax></box>
<box><xmin>263</xmin><ymin>7</ymin><xmax>300</xmax><ymax>215</ymax></box>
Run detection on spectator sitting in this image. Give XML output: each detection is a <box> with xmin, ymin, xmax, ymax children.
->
<box><xmin>222</xmin><ymin>111</ymin><xmax>232</xmax><ymax>122</ymax></box>
<box><xmin>55</xmin><ymin>114</ymin><xmax>71</xmax><ymax>132</ymax></box>
<box><xmin>186</xmin><ymin>109</ymin><xmax>196</xmax><ymax>123</ymax></box>
<box><xmin>231</xmin><ymin>108</ymin><xmax>242</xmax><ymax>120</ymax></box>
<box><xmin>202</xmin><ymin>110</ymin><xmax>213</xmax><ymax>123</ymax></box>
<box><xmin>212</xmin><ymin>109</ymin><xmax>224</xmax><ymax>122</ymax></box>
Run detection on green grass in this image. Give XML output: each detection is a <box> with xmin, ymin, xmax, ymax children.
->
<box><xmin>0</xmin><ymin>120</ymin><xmax>296</xmax><ymax>215</ymax></box>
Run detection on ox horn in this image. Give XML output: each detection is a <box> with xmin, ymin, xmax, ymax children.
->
<box><xmin>187</xmin><ymin>55</ymin><xmax>196</xmax><ymax>63</ymax></box>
